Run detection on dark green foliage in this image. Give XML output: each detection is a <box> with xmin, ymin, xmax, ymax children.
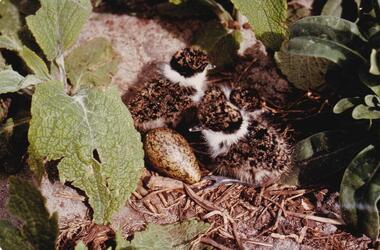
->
<box><xmin>287</xmin><ymin>1</ymin><xmax>380</xmax><ymax>239</ymax></box>
<box><xmin>0</xmin><ymin>177</ymin><xmax>58</xmax><ymax>250</ymax></box>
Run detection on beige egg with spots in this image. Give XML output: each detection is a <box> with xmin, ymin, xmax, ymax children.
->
<box><xmin>144</xmin><ymin>128</ymin><xmax>201</xmax><ymax>184</ymax></box>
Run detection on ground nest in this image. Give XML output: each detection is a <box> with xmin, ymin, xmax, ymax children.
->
<box><xmin>54</xmin><ymin>38</ymin><xmax>375</xmax><ymax>249</ymax></box>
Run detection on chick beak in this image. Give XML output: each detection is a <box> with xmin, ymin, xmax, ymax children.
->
<box><xmin>189</xmin><ymin>124</ymin><xmax>205</xmax><ymax>132</ymax></box>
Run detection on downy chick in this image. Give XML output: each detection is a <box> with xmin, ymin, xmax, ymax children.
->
<box><xmin>196</xmin><ymin>85</ymin><xmax>291</xmax><ymax>187</ymax></box>
<box><xmin>125</xmin><ymin>48</ymin><xmax>212</xmax><ymax>132</ymax></box>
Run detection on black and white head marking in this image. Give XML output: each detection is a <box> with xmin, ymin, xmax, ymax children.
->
<box><xmin>197</xmin><ymin>85</ymin><xmax>264</xmax><ymax>158</ymax></box>
<box><xmin>161</xmin><ymin>48</ymin><xmax>214</xmax><ymax>103</ymax></box>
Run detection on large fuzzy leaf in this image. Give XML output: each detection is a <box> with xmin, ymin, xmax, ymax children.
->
<box><xmin>0</xmin><ymin>221</ymin><xmax>33</xmax><ymax>250</ymax></box>
<box><xmin>0</xmin><ymin>177</ymin><xmax>58</xmax><ymax>250</ymax></box>
<box><xmin>0</xmin><ymin>36</ymin><xmax>21</xmax><ymax>51</ymax></box>
<box><xmin>340</xmin><ymin>145</ymin><xmax>380</xmax><ymax>228</ymax></box>
<box><xmin>26</xmin><ymin>0</ymin><xmax>92</xmax><ymax>61</ymax></box>
<box><xmin>0</xmin><ymin>0</ymin><xmax>22</xmax><ymax>51</ymax></box>
<box><xmin>19</xmin><ymin>46</ymin><xmax>50</xmax><ymax>80</ymax></box>
<box><xmin>230</xmin><ymin>0</ymin><xmax>287</xmax><ymax>50</ymax></box>
<box><xmin>0</xmin><ymin>70</ymin><xmax>41</xmax><ymax>94</ymax></box>
<box><xmin>0</xmin><ymin>54</ymin><xmax>6</xmax><ymax>70</ymax></box>
<box><xmin>65</xmin><ymin>38</ymin><xmax>120</xmax><ymax>89</ymax></box>
<box><xmin>289</xmin><ymin>16</ymin><xmax>367</xmax><ymax>46</ymax></box>
<box><xmin>117</xmin><ymin>219</ymin><xmax>210</xmax><ymax>249</ymax></box>
<box><xmin>28</xmin><ymin>81</ymin><xmax>144</xmax><ymax>223</ymax></box>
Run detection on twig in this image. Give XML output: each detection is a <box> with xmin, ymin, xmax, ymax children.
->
<box><xmin>262</xmin><ymin>196</ymin><xmax>287</xmax><ymax>216</ymax></box>
<box><xmin>244</xmin><ymin>239</ymin><xmax>273</xmax><ymax>248</ymax></box>
<box><xmin>230</xmin><ymin>218</ymin><xmax>244</xmax><ymax>250</ymax></box>
<box><xmin>157</xmin><ymin>192</ymin><xmax>168</xmax><ymax>207</ymax></box>
<box><xmin>184</xmin><ymin>184</ymin><xmax>219</xmax><ymax>211</ymax></box>
<box><xmin>201</xmin><ymin>238</ymin><xmax>233</xmax><ymax>250</ymax></box>
<box><xmin>285</xmin><ymin>211</ymin><xmax>344</xmax><ymax>225</ymax></box>
<box><xmin>132</xmin><ymin>191</ymin><xmax>143</xmax><ymax>200</ymax></box>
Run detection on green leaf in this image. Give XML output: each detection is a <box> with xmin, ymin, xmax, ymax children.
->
<box><xmin>156</xmin><ymin>1</ymin><xmax>211</xmax><ymax>18</ymax></box>
<box><xmin>122</xmin><ymin>219</ymin><xmax>210</xmax><ymax>249</ymax></box>
<box><xmin>0</xmin><ymin>117</ymin><xmax>30</xmax><ymax>175</ymax></box>
<box><xmin>0</xmin><ymin>70</ymin><xmax>24</xmax><ymax>94</ymax></box>
<box><xmin>0</xmin><ymin>221</ymin><xmax>33</xmax><ymax>250</ymax></box>
<box><xmin>322</xmin><ymin>0</ymin><xmax>344</xmax><ymax>17</ymax></box>
<box><xmin>27</xmin><ymin>153</ymin><xmax>45</xmax><ymax>183</ymax></box>
<box><xmin>194</xmin><ymin>21</ymin><xmax>229</xmax><ymax>52</ymax></box>
<box><xmin>288</xmin><ymin>131</ymin><xmax>366</xmax><ymax>185</ymax></box>
<box><xmin>230</xmin><ymin>0</ymin><xmax>287</xmax><ymax>50</ymax></box>
<box><xmin>0</xmin><ymin>0</ymin><xmax>22</xmax><ymax>51</ymax></box>
<box><xmin>374</xmin><ymin>0</ymin><xmax>380</xmax><ymax>20</ymax></box>
<box><xmin>26</xmin><ymin>0</ymin><xmax>92</xmax><ymax>61</ymax></box>
<box><xmin>75</xmin><ymin>241</ymin><xmax>88</xmax><ymax>250</ymax></box>
<box><xmin>194</xmin><ymin>20</ymin><xmax>240</xmax><ymax>67</ymax></box>
<box><xmin>28</xmin><ymin>81</ymin><xmax>144</xmax><ymax>223</ymax></box>
<box><xmin>333</xmin><ymin>97</ymin><xmax>362</xmax><ymax>113</ymax></box>
<box><xmin>352</xmin><ymin>104</ymin><xmax>380</xmax><ymax>119</ymax></box>
<box><xmin>364</xmin><ymin>94</ymin><xmax>380</xmax><ymax>107</ymax></box>
<box><xmin>0</xmin><ymin>54</ymin><xmax>6</xmax><ymax>70</ymax></box>
<box><xmin>275</xmin><ymin>41</ymin><xmax>332</xmax><ymax>90</ymax></box>
<box><xmin>0</xmin><ymin>35</ymin><xmax>22</xmax><ymax>51</ymax></box>
<box><xmin>7</xmin><ymin>177</ymin><xmax>58</xmax><ymax>249</ymax></box>
<box><xmin>65</xmin><ymin>38</ymin><xmax>120</xmax><ymax>90</ymax></box>
<box><xmin>115</xmin><ymin>231</ymin><xmax>129</xmax><ymax>250</ymax></box>
<box><xmin>359</xmin><ymin>68</ymin><xmax>380</xmax><ymax>95</ymax></box>
<box><xmin>370</xmin><ymin>49</ymin><xmax>380</xmax><ymax>75</ymax></box>
<box><xmin>361</xmin><ymin>170</ymin><xmax>380</xmax><ymax>240</ymax></box>
<box><xmin>19</xmin><ymin>46</ymin><xmax>50</xmax><ymax>80</ymax></box>
<box><xmin>0</xmin><ymin>177</ymin><xmax>59</xmax><ymax>250</ymax></box>
<box><xmin>169</xmin><ymin>0</ymin><xmax>184</xmax><ymax>4</ymax></box>
<box><xmin>321</xmin><ymin>0</ymin><xmax>361</xmax><ymax>21</ymax></box>
<box><xmin>287</xmin><ymin>36</ymin><xmax>367</xmax><ymax>67</ymax></box>
<box><xmin>289</xmin><ymin>16</ymin><xmax>367</xmax><ymax>46</ymax></box>
<box><xmin>340</xmin><ymin>145</ymin><xmax>380</xmax><ymax>228</ymax></box>
<box><xmin>0</xmin><ymin>70</ymin><xmax>41</xmax><ymax>94</ymax></box>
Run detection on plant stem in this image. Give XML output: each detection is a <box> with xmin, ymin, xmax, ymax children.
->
<box><xmin>55</xmin><ymin>54</ymin><xmax>68</xmax><ymax>92</ymax></box>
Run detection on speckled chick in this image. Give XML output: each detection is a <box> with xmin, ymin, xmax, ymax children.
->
<box><xmin>144</xmin><ymin>128</ymin><xmax>201</xmax><ymax>184</ymax></box>
<box><xmin>170</xmin><ymin>48</ymin><xmax>210</xmax><ymax>78</ymax></box>
<box><xmin>197</xmin><ymin>85</ymin><xmax>291</xmax><ymax>187</ymax></box>
<box><xmin>125</xmin><ymin>48</ymin><xmax>211</xmax><ymax>132</ymax></box>
<box><xmin>126</xmin><ymin>77</ymin><xmax>196</xmax><ymax>132</ymax></box>
<box><xmin>198</xmin><ymin>86</ymin><xmax>243</xmax><ymax>134</ymax></box>
<box><xmin>161</xmin><ymin>48</ymin><xmax>213</xmax><ymax>102</ymax></box>
<box><xmin>213</xmin><ymin>119</ymin><xmax>291</xmax><ymax>187</ymax></box>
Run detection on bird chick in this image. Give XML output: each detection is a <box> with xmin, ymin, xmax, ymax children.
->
<box><xmin>196</xmin><ymin>85</ymin><xmax>291</xmax><ymax>187</ymax></box>
<box><xmin>125</xmin><ymin>48</ymin><xmax>212</xmax><ymax>132</ymax></box>
<box><xmin>197</xmin><ymin>86</ymin><xmax>249</xmax><ymax>157</ymax></box>
<box><xmin>126</xmin><ymin>77</ymin><xmax>196</xmax><ymax>132</ymax></box>
<box><xmin>161</xmin><ymin>48</ymin><xmax>213</xmax><ymax>102</ymax></box>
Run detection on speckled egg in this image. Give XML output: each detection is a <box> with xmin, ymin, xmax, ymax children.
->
<box><xmin>144</xmin><ymin>128</ymin><xmax>201</xmax><ymax>184</ymax></box>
